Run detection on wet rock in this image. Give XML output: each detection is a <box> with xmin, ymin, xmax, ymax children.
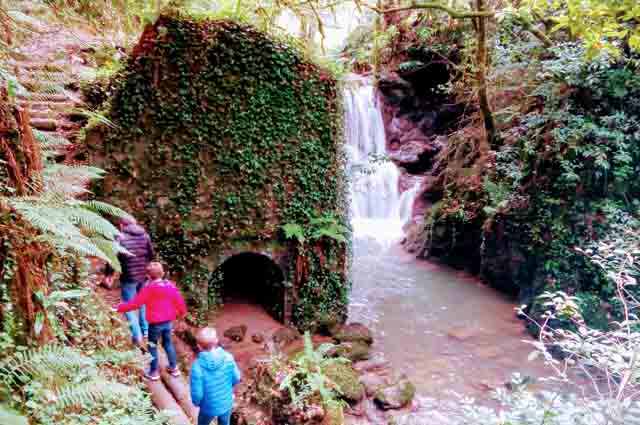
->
<box><xmin>353</xmin><ymin>355</ymin><xmax>390</xmax><ymax>373</ymax></box>
<box><xmin>272</xmin><ymin>326</ymin><xmax>301</xmax><ymax>346</ymax></box>
<box><xmin>223</xmin><ymin>324</ymin><xmax>247</xmax><ymax>342</ymax></box>
<box><xmin>325</xmin><ymin>362</ymin><xmax>365</xmax><ymax>403</ymax></box>
<box><xmin>359</xmin><ymin>372</ymin><xmax>389</xmax><ymax>397</ymax></box>
<box><xmin>446</xmin><ymin>326</ymin><xmax>479</xmax><ymax>341</ymax></box>
<box><xmin>331</xmin><ymin>341</ymin><xmax>371</xmax><ymax>362</ymax></box>
<box><xmin>251</xmin><ymin>333</ymin><xmax>265</xmax><ymax>344</ymax></box>
<box><xmin>473</xmin><ymin>345</ymin><xmax>501</xmax><ymax>359</ymax></box>
<box><xmin>388</xmin><ymin>140</ymin><xmax>431</xmax><ymax>165</ymax></box>
<box><xmin>334</xmin><ymin>323</ymin><xmax>373</xmax><ymax>346</ymax></box>
<box><xmin>374</xmin><ymin>375</ymin><xmax>416</xmax><ymax>410</ymax></box>
<box><xmin>364</xmin><ymin>399</ymin><xmax>387</xmax><ymax>423</ymax></box>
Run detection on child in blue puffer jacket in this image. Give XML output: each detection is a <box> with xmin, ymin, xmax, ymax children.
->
<box><xmin>191</xmin><ymin>327</ymin><xmax>241</xmax><ymax>425</ymax></box>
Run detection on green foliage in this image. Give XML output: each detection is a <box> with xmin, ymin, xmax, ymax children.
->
<box><xmin>0</xmin><ymin>345</ymin><xmax>168</xmax><ymax>425</ymax></box>
<box><xmin>89</xmin><ymin>15</ymin><xmax>347</xmax><ymax>327</ymax></box>
<box><xmin>514</xmin><ymin>0</ymin><xmax>640</xmax><ymax>58</ymax></box>
<box><xmin>0</xmin><ymin>405</ymin><xmax>27</xmax><ymax>425</ymax></box>
<box><xmin>273</xmin><ymin>332</ymin><xmax>347</xmax><ymax>414</ymax></box>
<box><xmin>5</xmin><ymin>191</ymin><xmax>131</xmax><ymax>272</ymax></box>
<box><xmin>428</xmin><ymin>26</ymin><xmax>640</xmax><ymax>312</ymax></box>
<box><xmin>282</xmin><ymin>223</ymin><xmax>306</xmax><ymax>244</ymax></box>
<box><xmin>282</xmin><ymin>213</ymin><xmax>349</xmax><ymax>245</ymax></box>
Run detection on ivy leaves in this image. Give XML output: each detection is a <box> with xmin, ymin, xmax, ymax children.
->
<box><xmin>92</xmin><ymin>16</ymin><xmax>347</xmax><ymax>326</ymax></box>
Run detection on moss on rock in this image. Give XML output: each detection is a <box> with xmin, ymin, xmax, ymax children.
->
<box><xmin>373</xmin><ymin>375</ymin><xmax>416</xmax><ymax>410</ymax></box>
<box><xmin>324</xmin><ymin>361</ymin><xmax>365</xmax><ymax>403</ymax></box>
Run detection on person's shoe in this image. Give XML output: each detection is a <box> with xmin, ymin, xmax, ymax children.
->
<box><xmin>144</xmin><ymin>371</ymin><xmax>160</xmax><ymax>381</ymax></box>
<box><xmin>167</xmin><ymin>367</ymin><xmax>181</xmax><ymax>377</ymax></box>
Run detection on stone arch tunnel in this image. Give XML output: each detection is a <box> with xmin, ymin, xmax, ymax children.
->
<box><xmin>210</xmin><ymin>252</ymin><xmax>286</xmax><ymax>322</ymax></box>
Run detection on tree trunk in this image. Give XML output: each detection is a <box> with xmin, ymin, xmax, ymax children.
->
<box><xmin>475</xmin><ymin>0</ymin><xmax>497</xmax><ymax>149</ymax></box>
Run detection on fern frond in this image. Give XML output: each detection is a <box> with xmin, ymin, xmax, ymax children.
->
<box><xmin>83</xmin><ymin>200</ymin><xmax>134</xmax><ymax>220</ymax></box>
<box><xmin>72</xmin><ymin>108</ymin><xmax>119</xmax><ymax>129</ymax></box>
<box><xmin>54</xmin><ymin>378</ymin><xmax>131</xmax><ymax>409</ymax></box>
<box><xmin>39</xmin><ymin>233</ymin><xmax>117</xmax><ymax>269</ymax></box>
<box><xmin>22</xmin><ymin>79</ymin><xmax>66</xmax><ymax>96</ymax></box>
<box><xmin>90</xmin><ymin>236</ymin><xmax>123</xmax><ymax>273</ymax></box>
<box><xmin>43</xmin><ymin>164</ymin><xmax>105</xmax><ymax>181</ymax></box>
<box><xmin>282</xmin><ymin>223</ymin><xmax>306</xmax><ymax>244</ymax></box>
<box><xmin>0</xmin><ymin>345</ymin><xmax>94</xmax><ymax>386</ymax></box>
<box><xmin>8</xmin><ymin>201</ymin><xmax>86</xmax><ymax>239</ymax></box>
<box><xmin>92</xmin><ymin>349</ymin><xmax>143</xmax><ymax>369</ymax></box>
<box><xmin>310</xmin><ymin>227</ymin><xmax>347</xmax><ymax>243</ymax></box>
<box><xmin>33</xmin><ymin>129</ymin><xmax>71</xmax><ymax>150</ymax></box>
<box><xmin>63</xmin><ymin>206</ymin><xmax>120</xmax><ymax>239</ymax></box>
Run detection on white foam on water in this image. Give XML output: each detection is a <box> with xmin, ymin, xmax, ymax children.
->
<box><xmin>343</xmin><ymin>75</ymin><xmax>418</xmax><ymax>248</ymax></box>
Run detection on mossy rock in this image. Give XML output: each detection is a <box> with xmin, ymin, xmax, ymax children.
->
<box><xmin>333</xmin><ymin>323</ymin><xmax>373</xmax><ymax>345</ymax></box>
<box><xmin>324</xmin><ymin>361</ymin><xmax>365</xmax><ymax>403</ymax></box>
<box><xmin>332</xmin><ymin>341</ymin><xmax>371</xmax><ymax>362</ymax></box>
<box><xmin>322</xmin><ymin>403</ymin><xmax>345</xmax><ymax>425</ymax></box>
<box><xmin>373</xmin><ymin>375</ymin><xmax>416</xmax><ymax>410</ymax></box>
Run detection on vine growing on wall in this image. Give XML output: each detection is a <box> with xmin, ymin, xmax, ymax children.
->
<box><xmin>87</xmin><ymin>12</ymin><xmax>348</xmax><ymax>329</ymax></box>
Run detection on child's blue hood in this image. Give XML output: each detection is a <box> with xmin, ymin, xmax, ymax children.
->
<box><xmin>197</xmin><ymin>348</ymin><xmax>228</xmax><ymax>371</ymax></box>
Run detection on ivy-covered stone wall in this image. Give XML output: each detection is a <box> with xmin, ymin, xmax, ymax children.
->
<box><xmin>86</xmin><ymin>14</ymin><xmax>348</xmax><ymax>329</ymax></box>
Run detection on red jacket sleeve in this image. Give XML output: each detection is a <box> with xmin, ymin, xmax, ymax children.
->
<box><xmin>173</xmin><ymin>287</ymin><xmax>187</xmax><ymax>318</ymax></box>
<box><xmin>117</xmin><ymin>287</ymin><xmax>149</xmax><ymax>313</ymax></box>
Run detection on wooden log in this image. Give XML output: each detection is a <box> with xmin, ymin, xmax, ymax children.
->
<box><xmin>145</xmin><ymin>379</ymin><xmax>192</xmax><ymax>425</ymax></box>
<box><xmin>158</xmin><ymin>348</ymin><xmax>199</xmax><ymax>421</ymax></box>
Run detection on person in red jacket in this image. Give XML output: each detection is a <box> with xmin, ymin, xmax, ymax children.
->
<box><xmin>117</xmin><ymin>262</ymin><xmax>187</xmax><ymax>380</ymax></box>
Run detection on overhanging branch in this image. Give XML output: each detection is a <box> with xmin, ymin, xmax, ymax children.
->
<box><xmin>366</xmin><ymin>1</ymin><xmax>495</xmax><ymax>19</ymax></box>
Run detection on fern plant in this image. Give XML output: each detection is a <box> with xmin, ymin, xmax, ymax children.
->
<box><xmin>281</xmin><ymin>213</ymin><xmax>349</xmax><ymax>245</ymax></box>
<box><xmin>277</xmin><ymin>332</ymin><xmax>348</xmax><ymax>412</ymax></box>
<box><xmin>5</xmin><ymin>192</ymin><xmax>132</xmax><ymax>271</ymax></box>
<box><xmin>0</xmin><ymin>345</ymin><xmax>170</xmax><ymax>424</ymax></box>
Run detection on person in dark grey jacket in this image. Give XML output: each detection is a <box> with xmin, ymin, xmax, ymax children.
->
<box><xmin>106</xmin><ymin>217</ymin><xmax>155</xmax><ymax>344</ymax></box>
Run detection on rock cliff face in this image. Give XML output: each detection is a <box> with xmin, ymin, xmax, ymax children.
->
<box><xmin>375</xmin><ymin>56</ymin><xmax>466</xmax><ymax>254</ymax></box>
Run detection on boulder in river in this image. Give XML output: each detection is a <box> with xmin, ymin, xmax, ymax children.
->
<box><xmin>373</xmin><ymin>375</ymin><xmax>416</xmax><ymax>410</ymax></box>
<box><xmin>324</xmin><ymin>362</ymin><xmax>365</xmax><ymax>403</ymax></box>
<box><xmin>331</xmin><ymin>341</ymin><xmax>371</xmax><ymax>362</ymax></box>
<box><xmin>223</xmin><ymin>324</ymin><xmax>248</xmax><ymax>342</ymax></box>
<box><xmin>359</xmin><ymin>372</ymin><xmax>389</xmax><ymax>397</ymax></box>
<box><xmin>334</xmin><ymin>323</ymin><xmax>374</xmax><ymax>346</ymax></box>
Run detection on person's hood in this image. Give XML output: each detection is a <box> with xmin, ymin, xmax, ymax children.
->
<box><xmin>197</xmin><ymin>348</ymin><xmax>227</xmax><ymax>371</ymax></box>
<box><xmin>122</xmin><ymin>223</ymin><xmax>146</xmax><ymax>236</ymax></box>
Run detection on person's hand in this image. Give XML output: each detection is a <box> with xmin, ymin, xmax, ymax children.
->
<box><xmin>103</xmin><ymin>275</ymin><xmax>114</xmax><ymax>289</ymax></box>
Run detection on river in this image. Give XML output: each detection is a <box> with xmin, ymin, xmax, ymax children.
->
<box><xmin>344</xmin><ymin>75</ymin><xmax>552</xmax><ymax>402</ymax></box>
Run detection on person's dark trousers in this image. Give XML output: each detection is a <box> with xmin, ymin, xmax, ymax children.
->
<box><xmin>147</xmin><ymin>320</ymin><xmax>177</xmax><ymax>374</ymax></box>
<box><xmin>121</xmin><ymin>281</ymin><xmax>148</xmax><ymax>342</ymax></box>
<box><xmin>197</xmin><ymin>409</ymin><xmax>232</xmax><ymax>425</ymax></box>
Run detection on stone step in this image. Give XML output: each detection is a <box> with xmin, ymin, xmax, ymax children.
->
<box><xmin>28</xmin><ymin>109</ymin><xmax>62</xmax><ymax>119</ymax></box>
<box><xmin>17</xmin><ymin>92</ymin><xmax>78</xmax><ymax>102</ymax></box>
<box><xmin>17</xmin><ymin>100</ymin><xmax>77</xmax><ymax>110</ymax></box>
<box><xmin>8</xmin><ymin>59</ymin><xmax>68</xmax><ymax>73</ymax></box>
<box><xmin>29</xmin><ymin>117</ymin><xmax>57</xmax><ymax>131</ymax></box>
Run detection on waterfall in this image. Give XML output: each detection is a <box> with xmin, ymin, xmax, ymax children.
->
<box><xmin>344</xmin><ymin>75</ymin><xmax>418</xmax><ymax>246</ymax></box>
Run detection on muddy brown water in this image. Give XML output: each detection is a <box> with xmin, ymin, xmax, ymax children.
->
<box><xmin>349</xmin><ymin>239</ymin><xmax>556</xmax><ymax>400</ymax></box>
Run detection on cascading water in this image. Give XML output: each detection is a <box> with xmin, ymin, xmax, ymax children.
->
<box><xmin>343</xmin><ymin>75</ymin><xmax>419</xmax><ymax>246</ymax></box>
<box><xmin>342</xmin><ymin>75</ymin><xmax>552</xmax><ymax>408</ymax></box>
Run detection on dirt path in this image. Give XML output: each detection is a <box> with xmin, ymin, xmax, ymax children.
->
<box><xmin>101</xmin><ymin>283</ymin><xmax>297</xmax><ymax>424</ymax></box>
